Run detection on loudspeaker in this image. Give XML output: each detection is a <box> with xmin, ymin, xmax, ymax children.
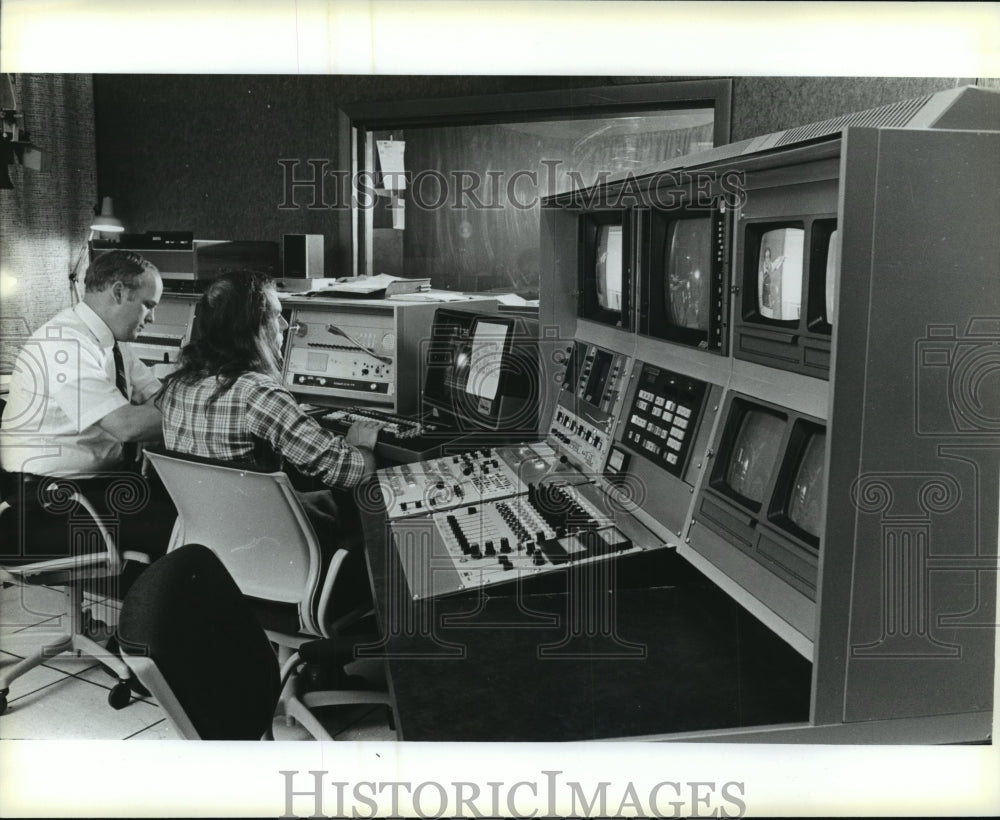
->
<box><xmin>282</xmin><ymin>234</ymin><xmax>325</xmax><ymax>278</ymax></box>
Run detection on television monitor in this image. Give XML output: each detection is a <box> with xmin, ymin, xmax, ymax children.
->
<box><xmin>596</xmin><ymin>224</ymin><xmax>623</xmax><ymax>313</ymax></box>
<box><xmin>756</xmin><ymin>227</ymin><xmax>804</xmax><ymax>322</ymax></box>
<box><xmin>823</xmin><ymin>228</ymin><xmax>838</xmax><ymax>327</ymax></box>
<box><xmin>665</xmin><ymin>219</ymin><xmax>711</xmax><ymax>330</ymax></box>
<box><xmin>697</xmin><ymin>394</ymin><xmax>825</xmax><ymax>599</ymax></box>
<box><xmin>579</xmin><ymin>211</ymin><xmax>631</xmax><ymax>329</ymax></box>
<box><xmin>421</xmin><ymin>307</ymin><xmax>539</xmax><ymax>434</ymax></box>
<box><xmin>735</xmin><ymin>215</ymin><xmax>837</xmax><ymax>378</ymax></box>
<box><xmin>465</xmin><ymin>319</ymin><xmax>510</xmax><ymax>403</ymax></box>
<box><xmin>723</xmin><ymin>407</ymin><xmax>786</xmax><ymax>506</ymax></box>
<box><xmin>582</xmin><ymin>348</ymin><xmax>614</xmax><ymax>406</ymax></box>
<box><xmin>638</xmin><ymin>205</ymin><xmax>727</xmax><ymax>353</ymax></box>
<box><xmin>785</xmin><ymin>428</ymin><xmax>827</xmax><ymax>541</ymax></box>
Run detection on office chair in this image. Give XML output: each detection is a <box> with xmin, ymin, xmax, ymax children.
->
<box><xmin>143</xmin><ymin>450</ymin><xmax>390</xmax><ymax>739</ymax></box>
<box><xmin>119</xmin><ymin>542</ymin><xmax>357</xmax><ymax>739</ymax></box>
<box><xmin>0</xmin><ymin>473</ymin><xmax>150</xmax><ymax>715</ymax></box>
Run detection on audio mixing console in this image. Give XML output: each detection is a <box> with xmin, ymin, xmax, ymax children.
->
<box><xmin>378</xmin><ymin>446</ymin><xmax>526</xmax><ymax>519</ymax></box>
<box><xmin>381</xmin><ymin>442</ymin><xmax>664</xmax><ymax>599</ymax></box>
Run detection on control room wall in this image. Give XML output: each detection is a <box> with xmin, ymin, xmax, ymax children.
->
<box><xmin>90</xmin><ymin>75</ymin><xmax>980</xmax><ymax>293</ymax></box>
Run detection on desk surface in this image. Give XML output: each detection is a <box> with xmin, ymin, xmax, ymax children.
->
<box><xmin>360</xmin><ymin>491</ymin><xmax>812</xmax><ymax>742</ymax></box>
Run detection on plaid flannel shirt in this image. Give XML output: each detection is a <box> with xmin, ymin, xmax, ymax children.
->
<box><xmin>158</xmin><ymin>372</ymin><xmax>366</xmax><ymax>489</ymax></box>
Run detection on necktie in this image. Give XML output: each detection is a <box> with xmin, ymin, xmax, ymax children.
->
<box><xmin>112</xmin><ymin>342</ymin><xmax>139</xmax><ymax>466</ymax></box>
<box><xmin>112</xmin><ymin>342</ymin><xmax>129</xmax><ymax>401</ymax></box>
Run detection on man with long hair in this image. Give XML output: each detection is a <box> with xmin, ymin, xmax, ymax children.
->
<box><xmin>156</xmin><ymin>271</ymin><xmax>381</xmax><ymax>556</ymax></box>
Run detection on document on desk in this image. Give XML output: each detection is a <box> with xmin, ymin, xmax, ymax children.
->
<box><xmin>385</xmin><ymin>291</ymin><xmax>478</xmax><ymax>302</ymax></box>
<box><xmin>303</xmin><ymin>274</ymin><xmax>430</xmax><ymax>298</ymax></box>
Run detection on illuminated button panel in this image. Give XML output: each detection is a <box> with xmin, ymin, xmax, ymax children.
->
<box><xmin>621</xmin><ymin>363</ymin><xmax>707</xmax><ymax>479</ymax></box>
<box><xmin>550</xmin><ymin>407</ymin><xmax>609</xmax><ymax>473</ymax></box>
<box><xmin>550</xmin><ymin>342</ymin><xmax>632</xmax><ymax>475</ymax></box>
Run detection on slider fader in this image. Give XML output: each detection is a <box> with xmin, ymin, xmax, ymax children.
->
<box><xmin>378</xmin><ymin>447</ymin><xmax>525</xmax><ymax>519</ymax></box>
<box><xmin>379</xmin><ymin>443</ymin><xmax>662</xmax><ymax>600</ymax></box>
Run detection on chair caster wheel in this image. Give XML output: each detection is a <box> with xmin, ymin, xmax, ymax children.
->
<box><xmin>0</xmin><ymin>690</ymin><xmax>8</xmax><ymax>715</ymax></box>
<box><xmin>108</xmin><ymin>682</ymin><xmax>131</xmax><ymax>710</ymax></box>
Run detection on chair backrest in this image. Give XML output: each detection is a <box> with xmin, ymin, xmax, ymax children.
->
<box><xmin>118</xmin><ymin>543</ymin><xmax>281</xmax><ymax>740</ymax></box>
<box><xmin>144</xmin><ymin>450</ymin><xmax>327</xmax><ymax>634</ymax></box>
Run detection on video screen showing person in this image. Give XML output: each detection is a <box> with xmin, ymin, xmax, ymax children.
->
<box><xmin>725</xmin><ymin>408</ymin><xmax>786</xmax><ymax>505</ymax></box>
<box><xmin>665</xmin><ymin>218</ymin><xmax>711</xmax><ymax>331</ymax></box>
<box><xmin>824</xmin><ymin>229</ymin><xmax>839</xmax><ymax>327</ymax></box>
<box><xmin>787</xmin><ymin>430</ymin><xmax>827</xmax><ymax>540</ymax></box>
<box><xmin>757</xmin><ymin>227</ymin><xmax>804</xmax><ymax>321</ymax></box>
<box><xmin>595</xmin><ymin>224</ymin><xmax>623</xmax><ymax>313</ymax></box>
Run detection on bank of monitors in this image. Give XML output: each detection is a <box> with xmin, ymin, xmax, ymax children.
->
<box><xmin>421</xmin><ymin>307</ymin><xmax>539</xmax><ymax>435</ymax></box>
<box><xmin>579</xmin><ymin>211</ymin><xmax>632</xmax><ymax>330</ymax></box>
<box><xmin>638</xmin><ymin>205</ymin><xmax>727</xmax><ymax>353</ymax></box>
<box><xmin>695</xmin><ymin>394</ymin><xmax>826</xmax><ymax>598</ymax></box>
<box><xmin>734</xmin><ymin>217</ymin><xmax>839</xmax><ymax>377</ymax></box>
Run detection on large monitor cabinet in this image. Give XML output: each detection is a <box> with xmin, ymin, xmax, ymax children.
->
<box><xmin>539</xmin><ymin>86</ymin><xmax>999</xmax><ymax>742</ymax></box>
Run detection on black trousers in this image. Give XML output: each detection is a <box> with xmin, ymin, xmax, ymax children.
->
<box><xmin>0</xmin><ymin>470</ymin><xmax>177</xmax><ymax>565</ymax></box>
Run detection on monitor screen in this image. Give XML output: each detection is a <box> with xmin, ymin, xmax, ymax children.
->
<box><xmin>824</xmin><ymin>229</ymin><xmax>839</xmax><ymax>326</ymax></box>
<box><xmin>582</xmin><ymin>348</ymin><xmax>614</xmax><ymax>406</ymax></box>
<box><xmin>757</xmin><ymin>227</ymin><xmax>804</xmax><ymax>321</ymax></box>
<box><xmin>595</xmin><ymin>224</ymin><xmax>623</xmax><ymax>313</ymax></box>
<box><xmin>465</xmin><ymin>320</ymin><xmax>510</xmax><ymax>402</ymax></box>
<box><xmin>725</xmin><ymin>408</ymin><xmax>785</xmax><ymax>504</ymax></box>
<box><xmin>421</xmin><ymin>308</ymin><xmax>538</xmax><ymax>432</ymax></box>
<box><xmin>787</xmin><ymin>430</ymin><xmax>827</xmax><ymax>539</ymax></box>
<box><xmin>422</xmin><ymin>310</ymin><xmax>476</xmax><ymax>409</ymax></box>
<box><xmin>665</xmin><ymin>218</ymin><xmax>712</xmax><ymax>331</ymax></box>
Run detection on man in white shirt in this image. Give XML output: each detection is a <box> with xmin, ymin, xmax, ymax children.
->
<box><xmin>1</xmin><ymin>250</ymin><xmax>175</xmax><ymax>564</ymax></box>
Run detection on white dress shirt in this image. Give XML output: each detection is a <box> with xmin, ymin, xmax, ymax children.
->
<box><xmin>0</xmin><ymin>302</ymin><xmax>161</xmax><ymax>477</ymax></box>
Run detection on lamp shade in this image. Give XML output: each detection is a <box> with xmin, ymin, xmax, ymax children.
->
<box><xmin>90</xmin><ymin>196</ymin><xmax>124</xmax><ymax>233</ymax></box>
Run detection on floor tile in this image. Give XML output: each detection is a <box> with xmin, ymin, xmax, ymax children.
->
<box><xmin>0</xmin><ymin>674</ymin><xmax>165</xmax><ymax>740</ymax></box>
<box><xmin>0</xmin><ymin>649</ymin><xmax>71</xmax><ymax>697</ymax></box>
<box><xmin>0</xmin><ymin>584</ymin><xmax>68</xmax><ymax>633</ymax></box>
<box><xmin>126</xmin><ymin>718</ymin><xmax>180</xmax><ymax>740</ymax></box>
<box><xmin>74</xmin><ymin>662</ymin><xmax>137</xmax><ymax>690</ymax></box>
<box><xmin>0</xmin><ymin>628</ymin><xmax>111</xmax><ymax>676</ymax></box>
<box><xmin>0</xmin><ymin>579</ymin><xmax>396</xmax><ymax>742</ymax></box>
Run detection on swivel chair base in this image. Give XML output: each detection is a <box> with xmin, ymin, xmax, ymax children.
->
<box><xmin>0</xmin><ymin>582</ymin><xmax>133</xmax><ymax>714</ymax></box>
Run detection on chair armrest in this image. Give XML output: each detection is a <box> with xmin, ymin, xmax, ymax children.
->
<box><xmin>314</xmin><ymin>547</ymin><xmax>348</xmax><ymax>638</ymax></box>
<box><xmin>62</xmin><ymin>488</ymin><xmax>124</xmax><ymax>575</ymax></box>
